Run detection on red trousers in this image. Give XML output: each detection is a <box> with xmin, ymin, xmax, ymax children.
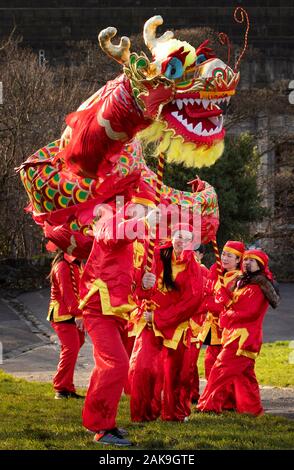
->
<box><xmin>204</xmin><ymin>344</ymin><xmax>222</xmax><ymax>380</ymax></box>
<box><xmin>121</xmin><ymin>329</ymin><xmax>135</xmax><ymax>396</ymax></box>
<box><xmin>198</xmin><ymin>339</ymin><xmax>263</xmax><ymax>416</ymax></box>
<box><xmin>129</xmin><ymin>327</ymin><xmax>163</xmax><ymax>422</ymax></box>
<box><xmin>82</xmin><ymin>310</ymin><xmax>129</xmax><ymax>431</ymax></box>
<box><xmin>51</xmin><ymin>321</ymin><xmax>85</xmax><ymax>393</ymax></box>
<box><xmin>162</xmin><ymin>341</ymin><xmax>197</xmax><ymax>421</ymax></box>
<box><xmin>190</xmin><ymin>343</ymin><xmax>201</xmax><ymax>403</ymax></box>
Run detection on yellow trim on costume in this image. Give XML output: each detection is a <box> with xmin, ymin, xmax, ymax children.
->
<box><xmin>197</xmin><ymin>270</ymin><xmax>241</xmax><ymax>344</ymax></box>
<box><xmin>214</xmin><ymin>269</ymin><xmax>241</xmax><ymax>291</ymax></box>
<box><xmin>222</xmin><ymin>327</ymin><xmax>248</xmax><ymax>348</ymax></box>
<box><xmin>157</xmin><ymin>255</ymin><xmax>187</xmax><ymax>292</ymax></box>
<box><xmin>172</xmin><ymin>254</ymin><xmax>187</xmax><ymax>275</ymax></box>
<box><xmin>243</xmin><ymin>254</ymin><xmax>265</xmax><ymax>266</ymax></box>
<box><xmin>189</xmin><ymin>319</ymin><xmax>202</xmax><ymax>346</ymax></box>
<box><xmin>47</xmin><ymin>299</ymin><xmax>73</xmax><ymax>322</ymax></box>
<box><xmin>131</xmin><ymin>196</ymin><xmax>156</xmax><ymax>208</ymax></box>
<box><xmin>231</xmin><ymin>285</ymin><xmax>247</xmax><ymax>303</ymax></box>
<box><xmin>79</xmin><ymin>279</ymin><xmax>136</xmax><ymax>320</ymax></box>
<box><xmin>153</xmin><ymin>320</ymin><xmax>189</xmax><ymax>350</ymax></box>
<box><xmin>189</xmin><ymin>318</ymin><xmax>201</xmax><ymax>337</ymax></box>
<box><xmin>223</xmin><ymin>246</ymin><xmax>243</xmax><ymax>257</ymax></box>
<box><xmin>133</xmin><ymin>240</ymin><xmax>145</xmax><ymax>270</ymax></box>
<box><xmin>238</xmin><ymin>349</ymin><xmax>259</xmax><ymax>360</ymax></box>
<box><xmin>128</xmin><ymin>311</ymin><xmax>147</xmax><ymax>338</ymax></box>
<box><xmin>222</xmin><ymin>327</ymin><xmax>258</xmax><ymax>360</ymax></box>
<box><xmin>197</xmin><ymin>312</ymin><xmax>221</xmax><ymax>345</ymax></box>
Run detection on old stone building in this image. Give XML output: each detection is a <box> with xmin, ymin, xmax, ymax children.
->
<box><xmin>0</xmin><ymin>1</ymin><xmax>293</xmax><ymax>58</ymax></box>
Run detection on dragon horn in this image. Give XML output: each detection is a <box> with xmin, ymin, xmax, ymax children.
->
<box><xmin>143</xmin><ymin>15</ymin><xmax>174</xmax><ymax>53</ymax></box>
<box><xmin>98</xmin><ymin>26</ymin><xmax>130</xmax><ymax>65</ymax></box>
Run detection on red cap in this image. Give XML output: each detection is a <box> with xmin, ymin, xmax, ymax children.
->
<box><xmin>243</xmin><ymin>249</ymin><xmax>268</xmax><ymax>266</ymax></box>
<box><xmin>223</xmin><ymin>240</ymin><xmax>245</xmax><ymax>258</ymax></box>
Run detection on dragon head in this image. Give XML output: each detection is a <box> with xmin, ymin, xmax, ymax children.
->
<box><xmin>137</xmin><ymin>15</ymin><xmax>241</xmax><ymax>167</ymax></box>
<box><xmin>99</xmin><ymin>15</ymin><xmax>242</xmax><ymax>168</ymax></box>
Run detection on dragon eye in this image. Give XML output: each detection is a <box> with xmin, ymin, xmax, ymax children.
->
<box><xmin>164</xmin><ymin>57</ymin><xmax>184</xmax><ymax>79</ymax></box>
<box><xmin>196</xmin><ymin>54</ymin><xmax>207</xmax><ymax>65</ymax></box>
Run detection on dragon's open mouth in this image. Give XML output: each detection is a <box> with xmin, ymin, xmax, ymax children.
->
<box><xmin>162</xmin><ymin>94</ymin><xmax>231</xmax><ymax>143</ymax></box>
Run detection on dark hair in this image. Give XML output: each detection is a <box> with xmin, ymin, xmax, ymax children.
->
<box><xmin>196</xmin><ymin>244</ymin><xmax>205</xmax><ymax>254</ymax></box>
<box><xmin>237</xmin><ymin>264</ymin><xmax>264</xmax><ymax>289</ymax></box>
<box><xmin>48</xmin><ymin>250</ymin><xmax>64</xmax><ymax>283</ymax></box>
<box><xmin>160</xmin><ymin>246</ymin><xmax>178</xmax><ymax>291</ymax></box>
<box><xmin>235</xmin><ymin>256</ymin><xmax>242</xmax><ymax>270</ymax></box>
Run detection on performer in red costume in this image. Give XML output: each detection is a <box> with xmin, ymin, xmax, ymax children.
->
<box><xmin>79</xmin><ymin>188</ymin><xmax>160</xmax><ymax>446</ymax></box>
<box><xmin>197</xmin><ymin>249</ymin><xmax>280</xmax><ymax>416</ymax></box>
<box><xmin>129</xmin><ymin>223</ymin><xmax>204</xmax><ymax>422</ymax></box>
<box><xmin>48</xmin><ymin>251</ymin><xmax>85</xmax><ymax>399</ymax></box>
<box><xmin>123</xmin><ymin>193</ymin><xmax>158</xmax><ymax>395</ymax></box>
<box><xmin>190</xmin><ymin>243</ymin><xmax>209</xmax><ymax>404</ymax></box>
<box><xmin>198</xmin><ymin>240</ymin><xmax>245</xmax><ymax>380</ymax></box>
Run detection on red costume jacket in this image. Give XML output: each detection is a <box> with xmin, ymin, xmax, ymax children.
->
<box><xmin>48</xmin><ymin>260</ymin><xmax>82</xmax><ymax>322</ymax></box>
<box><xmin>137</xmin><ymin>249</ymin><xmax>204</xmax><ymax>349</ymax></box>
<box><xmin>79</xmin><ymin>210</ymin><xmax>148</xmax><ymax>320</ymax></box>
<box><xmin>198</xmin><ymin>264</ymin><xmax>241</xmax><ymax>345</ymax></box>
<box><xmin>219</xmin><ymin>283</ymin><xmax>270</xmax><ymax>359</ymax></box>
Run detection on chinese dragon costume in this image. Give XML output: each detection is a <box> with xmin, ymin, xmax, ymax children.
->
<box><xmin>18</xmin><ymin>11</ymin><xmax>248</xmax><ymax>258</ymax></box>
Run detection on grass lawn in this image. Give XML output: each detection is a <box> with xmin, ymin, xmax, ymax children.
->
<box><xmin>197</xmin><ymin>341</ymin><xmax>294</xmax><ymax>387</ymax></box>
<box><xmin>1</xmin><ymin>345</ymin><xmax>294</xmax><ymax>450</ymax></box>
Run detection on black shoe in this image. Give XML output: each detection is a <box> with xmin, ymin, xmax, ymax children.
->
<box><xmin>68</xmin><ymin>392</ymin><xmax>84</xmax><ymax>399</ymax></box>
<box><xmin>93</xmin><ymin>428</ymin><xmax>132</xmax><ymax>446</ymax></box>
<box><xmin>55</xmin><ymin>391</ymin><xmax>69</xmax><ymax>399</ymax></box>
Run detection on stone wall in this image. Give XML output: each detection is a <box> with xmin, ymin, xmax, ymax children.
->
<box><xmin>0</xmin><ymin>1</ymin><xmax>293</xmax><ymax>60</ymax></box>
<box><xmin>229</xmin><ymin>114</ymin><xmax>294</xmax><ymax>280</ymax></box>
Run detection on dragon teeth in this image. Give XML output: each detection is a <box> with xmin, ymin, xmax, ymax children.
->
<box><xmin>176</xmin><ymin>99</ymin><xmax>183</xmax><ymax>110</ymax></box>
<box><xmin>173</xmin><ymin>96</ymin><xmax>230</xmax><ymax>110</ymax></box>
<box><xmin>170</xmin><ymin>98</ymin><xmax>224</xmax><ymax>136</ymax></box>
<box><xmin>194</xmin><ymin>123</ymin><xmax>202</xmax><ymax>134</ymax></box>
<box><xmin>208</xmin><ymin>116</ymin><xmax>220</xmax><ymax>126</ymax></box>
<box><xmin>202</xmin><ymin>99</ymin><xmax>209</xmax><ymax>109</ymax></box>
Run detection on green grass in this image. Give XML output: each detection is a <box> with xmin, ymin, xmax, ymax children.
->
<box><xmin>256</xmin><ymin>341</ymin><xmax>294</xmax><ymax>387</ymax></box>
<box><xmin>197</xmin><ymin>341</ymin><xmax>294</xmax><ymax>387</ymax></box>
<box><xmin>0</xmin><ymin>369</ymin><xmax>294</xmax><ymax>450</ymax></box>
